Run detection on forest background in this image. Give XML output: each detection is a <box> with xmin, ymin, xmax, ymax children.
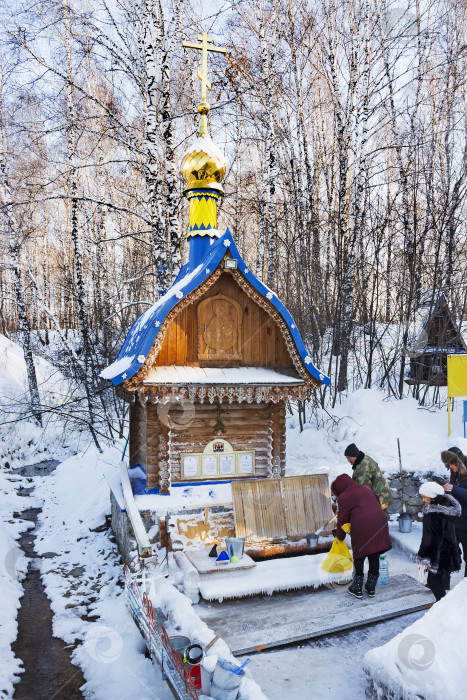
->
<box><xmin>1</xmin><ymin>0</ymin><xmax>466</xmax><ymax>447</ymax></box>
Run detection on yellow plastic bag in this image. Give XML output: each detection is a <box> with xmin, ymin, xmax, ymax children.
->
<box><xmin>321</xmin><ymin>537</ymin><xmax>353</xmax><ymax>573</ymax></box>
<box><xmin>341</xmin><ymin>522</ymin><xmax>351</xmax><ymax>534</ymax></box>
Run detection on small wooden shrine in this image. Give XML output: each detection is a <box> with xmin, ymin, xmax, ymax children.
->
<box><xmin>101</xmin><ymin>33</ymin><xmax>329</xmax><ymax>494</ymax></box>
<box><xmin>405</xmin><ymin>291</ymin><xmax>467</xmax><ymax>386</ymax></box>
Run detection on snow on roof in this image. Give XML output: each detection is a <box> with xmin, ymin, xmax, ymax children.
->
<box><xmin>109</xmin><ymin>464</ymin><xmax>234</xmax><ymax>514</ymax></box>
<box><xmin>408</xmin><ymin>291</ymin><xmax>467</xmax><ymax>353</ymax></box>
<box><xmin>143</xmin><ymin>366</ymin><xmax>304</xmax><ymax>385</ymax></box>
<box><xmin>100</xmin><ymin>228</ymin><xmax>330</xmax><ymax>387</ymax></box>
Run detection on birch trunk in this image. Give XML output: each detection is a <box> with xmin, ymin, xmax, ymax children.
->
<box><xmin>63</xmin><ymin>1</ymin><xmax>101</xmax><ymax>448</ymax></box>
<box><xmin>0</xmin><ymin>145</ymin><xmax>42</xmax><ymax>425</ymax></box>
<box><xmin>143</xmin><ymin>0</ymin><xmax>185</xmax><ymax>288</ymax></box>
<box><xmin>255</xmin><ymin>3</ymin><xmax>278</xmax><ymax>285</ymax></box>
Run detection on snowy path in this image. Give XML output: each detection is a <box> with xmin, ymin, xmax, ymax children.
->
<box><xmin>11</xmin><ymin>473</ymin><xmax>86</xmax><ymax>699</ymax></box>
<box><xmin>29</xmin><ymin>448</ymin><xmax>174</xmax><ymax>700</ymax></box>
<box><xmin>3</xmin><ymin>452</ymin><xmax>175</xmax><ymax>700</ymax></box>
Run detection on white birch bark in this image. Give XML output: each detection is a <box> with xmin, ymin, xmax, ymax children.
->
<box><xmin>0</xmin><ymin>141</ymin><xmax>42</xmax><ymax>425</ymax></box>
<box><xmin>63</xmin><ymin>1</ymin><xmax>101</xmax><ymax>448</ymax></box>
<box><xmin>254</xmin><ymin>2</ymin><xmax>278</xmax><ymax>285</ymax></box>
<box><xmin>143</xmin><ymin>0</ymin><xmax>185</xmax><ymax>288</ymax></box>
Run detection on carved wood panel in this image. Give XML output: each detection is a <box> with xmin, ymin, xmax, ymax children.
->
<box><xmin>197</xmin><ymin>294</ymin><xmax>243</xmax><ymax>361</ymax></box>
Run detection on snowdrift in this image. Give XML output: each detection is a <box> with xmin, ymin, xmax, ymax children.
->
<box><xmin>0</xmin><ymin>333</ymin><xmax>83</xmax><ymax>468</ymax></box>
<box><xmin>286</xmin><ymin>387</ymin><xmax>467</xmax><ymax>478</ymax></box>
<box><xmin>363</xmin><ymin>579</ymin><xmax>467</xmax><ymax>699</ymax></box>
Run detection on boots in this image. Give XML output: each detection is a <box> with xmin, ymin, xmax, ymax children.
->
<box><xmin>348</xmin><ymin>575</ymin><xmax>364</xmax><ymax>599</ymax></box>
<box><xmin>364</xmin><ymin>572</ymin><xmax>379</xmax><ymax>598</ymax></box>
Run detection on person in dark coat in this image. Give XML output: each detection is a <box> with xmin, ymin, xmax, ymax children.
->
<box><xmin>441</xmin><ymin>446</ymin><xmax>467</xmax><ymax>577</ymax></box>
<box><xmin>331</xmin><ymin>473</ymin><xmax>392</xmax><ymax>599</ymax></box>
<box><xmin>414</xmin><ymin>481</ymin><xmax>462</xmax><ymax>601</ymax></box>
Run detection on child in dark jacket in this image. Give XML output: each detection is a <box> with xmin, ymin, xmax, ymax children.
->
<box><xmin>415</xmin><ymin>481</ymin><xmax>462</xmax><ymax>601</ymax></box>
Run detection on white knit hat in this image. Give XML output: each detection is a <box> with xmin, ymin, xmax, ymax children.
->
<box><xmin>419</xmin><ymin>482</ymin><xmax>444</xmax><ymax>499</ymax></box>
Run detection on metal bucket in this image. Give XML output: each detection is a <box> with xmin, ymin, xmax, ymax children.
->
<box><xmin>225</xmin><ymin>538</ymin><xmax>245</xmax><ymax>562</ymax></box>
<box><xmin>212</xmin><ymin>657</ymin><xmax>245</xmax><ymax>692</ymax></box>
<box><xmin>210</xmin><ymin>683</ymin><xmax>238</xmax><ymax>700</ymax></box>
<box><xmin>398</xmin><ymin>512</ymin><xmax>413</xmax><ymax>533</ymax></box>
<box><xmin>306</xmin><ymin>533</ymin><xmax>319</xmax><ymax>548</ymax></box>
<box><xmin>170</xmin><ymin>635</ymin><xmax>190</xmax><ymax>659</ymax></box>
<box><xmin>185</xmin><ymin>643</ymin><xmax>204</xmax><ymax>665</ymax></box>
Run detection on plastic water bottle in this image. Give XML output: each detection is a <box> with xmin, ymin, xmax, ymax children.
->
<box><xmin>378</xmin><ymin>555</ymin><xmax>389</xmax><ymax>584</ymax></box>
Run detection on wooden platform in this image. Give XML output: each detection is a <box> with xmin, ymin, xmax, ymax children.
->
<box><xmin>196</xmin><ymin>574</ymin><xmax>433</xmax><ymax>655</ymax></box>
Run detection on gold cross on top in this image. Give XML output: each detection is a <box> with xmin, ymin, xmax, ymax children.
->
<box><xmin>182</xmin><ymin>32</ymin><xmax>226</xmax><ymax>104</ymax></box>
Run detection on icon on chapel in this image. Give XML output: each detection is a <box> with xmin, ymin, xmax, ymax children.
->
<box><xmin>198</xmin><ymin>294</ymin><xmax>243</xmax><ymax>360</ymax></box>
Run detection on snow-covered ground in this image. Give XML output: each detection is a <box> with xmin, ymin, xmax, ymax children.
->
<box><xmin>364</xmin><ymin>579</ymin><xmax>467</xmax><ymax>700</ymax></box>
<box><xmin>33</xmin><ymin>444</ymin><xmax>174</xmax><ymax>699</ymax></box>
<box><xmin>1</xmin><ymin>332</ymin><xmax>467</xmax><ymax>699</ymax></box>
<box><xmin>0</xmin><ymin>334</ymin><xmax>89</xmax><ymax>470</ymax></box>
<box><xmin>0</xmin><ymin>470</ymin><xmax>40</xmax><ymax>696</ymax></box>
<box><xmin>286</xmin><ymin>387</ymin><xmax>467</xmax><ymax>478</ymax></box>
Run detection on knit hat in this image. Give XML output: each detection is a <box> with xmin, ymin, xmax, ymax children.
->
<box><xmin>441</xmin><ymin>446</ymin><xmax>467</xmax><ymax>475</ymax></box>
<box><xmin>419</xmin><ymin>482</ymin><xmax>444</xmax><ymax>499</ymax></box>
<box><xmin>344</xmin><ymin>443</ymin><xmax>360</xmax><ymax>458</ymax></box>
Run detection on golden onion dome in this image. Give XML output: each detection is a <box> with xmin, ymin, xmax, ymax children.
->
<box><xmin>181</xmin><ymin>130</ymin><xmax>226</xmax><ymax>193</ymax></box>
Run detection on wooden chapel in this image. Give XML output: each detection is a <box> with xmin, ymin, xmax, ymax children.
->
<box><xmin>101</xmin><ymin>33</ymin><xmax>330</xmax><ymax>494</ymax></box>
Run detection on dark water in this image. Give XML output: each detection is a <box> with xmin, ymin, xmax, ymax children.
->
<box><xmin>11</xmin><ymin>461</ymin><xmax>86</xmax><ymax>699</ymax></box>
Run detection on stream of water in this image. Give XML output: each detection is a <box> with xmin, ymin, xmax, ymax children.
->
<box><xmin>11</xmin><ymin>460</ymin><xmax>86</xmax><ymax>700</ymax></box>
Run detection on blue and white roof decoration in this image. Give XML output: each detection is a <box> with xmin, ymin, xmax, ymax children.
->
<box><xmin>100</xmin><ymin>228</ymin><xmax>330</xmax><ymax>387</ymax></box>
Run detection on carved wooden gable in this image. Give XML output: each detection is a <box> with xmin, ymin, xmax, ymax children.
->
<box><xmin>122</xmin><ymin>269</ymin><xmax>320</xmax><ymax>393</ymax></box>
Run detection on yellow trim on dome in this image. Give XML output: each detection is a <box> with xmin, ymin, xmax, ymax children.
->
<box><xmin>187</xmin><ymin>190</ymin><xmax>219</xmax><ymax>233</ymax></box>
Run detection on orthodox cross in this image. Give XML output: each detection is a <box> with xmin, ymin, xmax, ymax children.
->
<box><xmin>182</xmin><ymin>32</ymin><xmax>226</xmax><ymax>104</ymax></box>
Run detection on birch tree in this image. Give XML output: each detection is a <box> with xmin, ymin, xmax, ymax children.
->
<box><xmin>0</xmin><ymin>112</ymin><xmax>42</xmax><ymax>425</ymax></box>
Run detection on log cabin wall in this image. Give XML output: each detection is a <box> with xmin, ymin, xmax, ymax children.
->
<box><xmin>145</xmin><ymin>400</ymin><xmax>286</xmax><ymax>489</ymax></box>
<box><xmin>129</xmin><ymin>398</ymin><xmax>147</xmax><ymax>469</ymax></box>
<box><xmin>154</xmin><ymin>272</ymin><xmax>291</xmax><ymax>369</ymax></box>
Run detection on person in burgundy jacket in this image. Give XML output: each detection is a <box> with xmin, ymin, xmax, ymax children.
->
<box><xmin>331</xmin><ymin>473</ymin><xmax>392</xmax><ymax>599</ymax></box>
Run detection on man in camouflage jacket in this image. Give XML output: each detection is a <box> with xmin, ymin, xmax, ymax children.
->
<box><xmin>344</xmin><ymin>443</ymin><xmax>394</xmax><ymax>510</ymax></box>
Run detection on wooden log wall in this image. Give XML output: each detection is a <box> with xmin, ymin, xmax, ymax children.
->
<box><xmin>145</xmin><ymin>400</ymin><xmax>286</xmax><ymax>489</ymax></box>
<box><xmin>154</xmin><ymin>272</ymin><xmax>291</xmax><ymax>369</ymax></box>
<box><xmin>129</xmin><ymin>398</ymin><xmax>147</xmax><ymax>469</ymax></box>
<box><xmin>146</xmin><ymin>403</ymin><xmax>160</xmax><ymax>490</ymax></box>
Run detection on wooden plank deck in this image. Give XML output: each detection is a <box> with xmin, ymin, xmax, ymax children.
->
<box><xmin>195</xmin><ymin>574</ymin><xmax>433</xmax><ymax>656</ymax></box>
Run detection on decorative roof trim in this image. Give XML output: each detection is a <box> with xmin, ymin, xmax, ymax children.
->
<box><xmin>138</xmin><ymin>384</ymin><xmax>309</xmax><ymax>405</ymax></box>
<box><xmin>103</xmin><ymin>228</ymin><xmax>330</xmax><ymax>387</ymax></box>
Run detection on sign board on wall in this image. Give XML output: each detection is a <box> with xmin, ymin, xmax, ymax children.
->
<box><xmin>447</xmin><ymin>355</ymin><xmax>467</xmax><ymax>397</ymax></box>
<box><xmin>181</xmin><ymin>439</ymin><xmax>255</xmax><ymax>480</ymax></box>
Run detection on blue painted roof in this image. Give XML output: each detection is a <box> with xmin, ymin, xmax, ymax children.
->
<box><xmin>100</xmin><ymin>228</ymin><xmax>330</xmax><ymax>387</ymax></box>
